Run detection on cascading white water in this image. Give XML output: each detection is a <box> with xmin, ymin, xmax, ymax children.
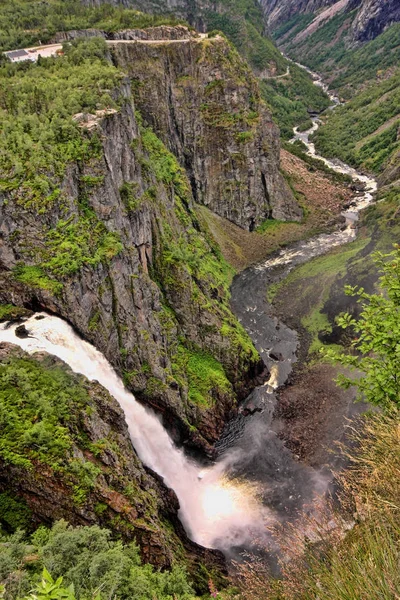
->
<box><xmin>290</xmin><ymin>67</ymin><xmax>377</xmax><ymax>224</ymax></box>
<box><xmin>0</xmin><ymin>314</ymin><xmax>269</xmax><ymax>550</ymax></box>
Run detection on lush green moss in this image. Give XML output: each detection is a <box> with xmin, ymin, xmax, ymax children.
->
<box><xmin>0</xmin><ymin>304</ymin><xmax>30</xmax><ymax>322</ymax></box>
<box><xmin>12</xmin><ymin>265</ymin><xmax>63</xmax><ymax>295</ymax></box>
<box><xmin>172</xmin><ymin>346</ymin><xmax>233</xmax><ymax>408</ymax></box>
<box><xmin>120</xmin><ymin>182</ymin><xmax>141</xmax><ymax>212</ymax></box>
<box><xmin>41</xmin><ymin>217</ymin><xmax>123</xmax><ymax>278</ymax></box>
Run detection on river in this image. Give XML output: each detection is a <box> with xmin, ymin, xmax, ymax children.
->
<box><xmin>0</xmin><ymin>67</ymin><xmax>378</xmax><ymax>560</ymax></box>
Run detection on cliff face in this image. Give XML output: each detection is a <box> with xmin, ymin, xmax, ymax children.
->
<box><xmin>0</xmin><ymin>69</ymin><xmax>265</xmax><ymax>455</ymax></box>
<box><xmin>259</xmin><ymin>0</ymin><xmax>337</xmax><ymax>29</ymax></box>
<box><xmin>0</xmin><ymin>344</ymin><xmax>225</xmax><ymax>588</ymax></box>
<box><xmin>351</xmin><ymin>0</ymin><xmax>400</xmax><ymax>41</ymax></box>
<box><xmin>260</xmin><ymin>0</ymin><xmax>400</xmax><ymax>42</ymax></box>
<box><xmin>111</xmin><ymin>35</ymin><xmax>300</xmax><ymax>230</ymax></box>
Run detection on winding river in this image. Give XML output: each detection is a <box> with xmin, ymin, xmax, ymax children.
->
<box><xmin>0</xmin><ymin>67</ymin><xmax>377</xmax><ymax>559</ymax></box>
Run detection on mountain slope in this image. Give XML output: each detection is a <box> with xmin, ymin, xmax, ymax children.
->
<box><xmin>263</xmin><ymin>0</ymin><xmax>400</xmax><ymax>44</ymax></box>
<box><xmin>0</xmin><ymin>37</ymin><xmax>272</xmax><ymax>456</ymax></box>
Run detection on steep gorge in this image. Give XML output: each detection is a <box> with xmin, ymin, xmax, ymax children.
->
<box><xmin>0</xmin><ymin>33</ymin><xmax>301</xmax><ymax>459</ymax></box>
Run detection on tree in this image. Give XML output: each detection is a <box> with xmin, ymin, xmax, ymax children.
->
<box><xmin>324</xmin><ymin>246</ymin><xmax>400</xmax><ymax>409</ymax></box>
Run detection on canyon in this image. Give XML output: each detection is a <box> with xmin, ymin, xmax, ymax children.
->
<box><xmin>0</xmin><ymin>1</ymin><xmax>399</xmax><ymax>596</ymax></box>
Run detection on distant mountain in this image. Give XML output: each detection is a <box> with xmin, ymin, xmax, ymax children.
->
<box><xmin>352</xmin><ymin>0</ymin><xmax>400</xmax><ymax>41</ymax></box>
<box><xmin>260</xmin><ymin>0</ymin><xmax>400</xmax><ymax>43</ymax></box>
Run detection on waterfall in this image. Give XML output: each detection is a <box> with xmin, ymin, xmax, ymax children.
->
<box><xmin>0</xmin><ymin>314</ymin><xmax>268</xmax><ymax>551</ymax></box>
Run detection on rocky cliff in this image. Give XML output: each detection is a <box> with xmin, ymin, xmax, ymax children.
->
<box><xmin>111</xmin><ymin>35</ymin><xmax>300</xmax><ymax>229</ymax></box>
<box><xmin>0</xmin><ymin>45</ymin><xmax>269</xmax><ymax>456</ymax></box>
<box><xmin>351</xmin><ymin>0</ymin><xmax>400</xmax><ymax>41</ymax></box>
<box><xmin>259</xmin><ymin>0</ymin><xmax>337</xmax><ymax>29</ymax></box>
<box><xmin>0</xmin><ymin>344</ymin><xmax>226</xmax><ymax>588</ymax></box>
<box><xmin>260</xmin><ymin>0</ymin><xmax>400</xmax><ymax>43</ymax></box>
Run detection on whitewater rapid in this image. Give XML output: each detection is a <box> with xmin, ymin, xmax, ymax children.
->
<box><xmin>0</xmin><ymin>314</ymin><xmax>269</xmax><ymax>551</ymax></box>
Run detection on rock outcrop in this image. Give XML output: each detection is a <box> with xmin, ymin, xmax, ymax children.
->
<box><xmin>259</xmin><ymin>0</ymin><xmax>400</xmax><ymax>42</ymax></box>
<box><xmin>111</xmin><ymin>34</ymin><xmax>300</xmax><ymax>229</ymax></box>
<box><xmin>0</xmin><ymin>344</ymin><xmax>226</xmax><ymax>589</ymax></box>
<box><xmin>0</xmin><ymin>68</ymin><xmax>265</xmax><ymax>456</ymax></box>
<box><xmin>259</xmin><ymin>0</ymin><xmax>338</xmax><ymax>29</ymax></box>
<box><xmin>351</xmin><ymin>0</ymin><xmax>400</xmax><ymax>41</ymax></box>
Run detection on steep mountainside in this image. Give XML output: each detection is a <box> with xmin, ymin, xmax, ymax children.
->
<box><xmin>351</xmin><ymin>0</ymin><xmax>400</xmax><ymax>41</ymax></box>
<box><xmin>261</xmin><ymin>0</ymin><xmax>400</xmax><ymax>43</ymax></box>
<box><xmin>259</xmin><ymin>0</ymin><xmax>337</xmax><ymax>30</ymax></box>
<box><xmin>0</xmin><ymin>37</ymin><xmax>277</xmax><ymax>457</ymax></box>
<box><xmin>110</xmin><ymin>35</ymin><xmax>300</xmax><ymax>228</ymax></box>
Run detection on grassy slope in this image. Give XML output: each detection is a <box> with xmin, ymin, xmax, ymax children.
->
<box><xmin>312</xmin><ymin>72</ymin><xmax>400</xmax><ymax>173</ymax></box>
<box><xmin>272</xmin><ymin>8</ymin><xmax>400</xmax><ymax>175</ymax></box>
<box><xmin>269</xmin><ymin>191</ymin><xmax>400</xmax><ymax>357</ymax></box>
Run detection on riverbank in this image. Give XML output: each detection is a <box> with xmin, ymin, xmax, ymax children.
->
<box><xmin>199</xmin><ymin>148</ymin><xmax>355</xmax><ymax>272</ymax></box>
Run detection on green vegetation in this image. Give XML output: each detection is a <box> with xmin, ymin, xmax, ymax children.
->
<box><xmin>0</xmin><ymin>38</ymin><xmax>119</xmax><ymax>210</ymax></box>
<box><xmin>0</xmin><ymin>355</ymin><xmax>90</xmax><ymax>471</ymax></box>
<box><xmin>312</xmin><ymin>72</ymin><xmax>400</xmax><ymax>173</ymax></box>
<box><xmin>172</xmin><ymin>346</ymin><xmax>233</xmax><ymax>408</ymax></box>
<box><xmin>261</xmin><ymin>63</ymin><xmax>330</xmax><ymax>139</ymax></box>
<box><xmin>0</xmin><ymin>521</ymin><xmax>196</xmax><ymax>600</ymax></box>
<box><xmin>0</xmin><ymin>0</ymin><xmax>185</xmax><ymax>52</ymax></box>
<box><xmin>41</xmin><ymin>217</ymin><xmax>123</xmax><ymax>278</ymax></box>
<box><xmin>0</xmin><ymin>304</ymin><xmax>30</xmax><ymax>322</ymax></box>
<box><xmin>256</xmin><ymin>218</ymin><xmax>299</xmax><ymax>234</ymax></box>
<box><xmin>329</xmin><ymin>23</ymin><xmax>400</xmax><ymax>96</ymax></box>
<box><xmin>0</xmin><ymin>493</ymin><xmax>31</xmax><ymax>532</ymax></box>
<box><xmin>325</xmin><ymin>248</ymin><xmax>400</xmax><ymax>408</ymax></box>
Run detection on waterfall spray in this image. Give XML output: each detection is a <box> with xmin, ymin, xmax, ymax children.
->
<box><xmin>0</xmin><ymin>314</ymin><xmax>269</xmax><ymax>550</ymax></box>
